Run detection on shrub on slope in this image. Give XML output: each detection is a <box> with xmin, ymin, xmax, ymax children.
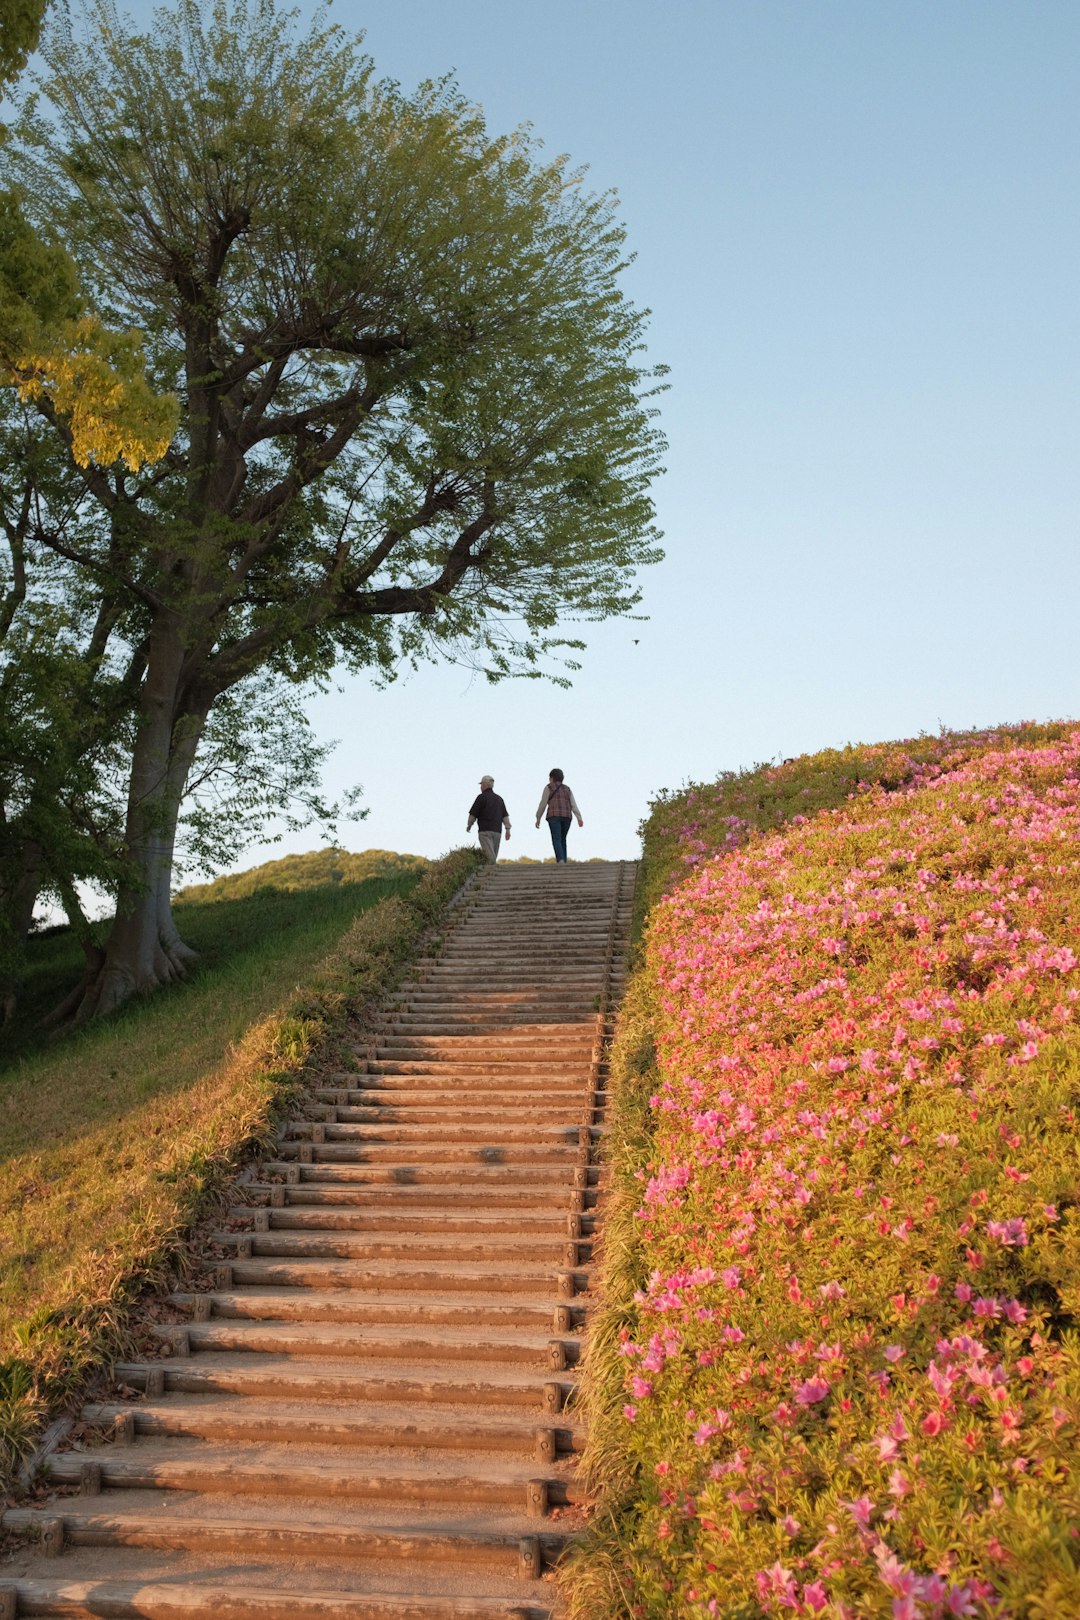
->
<box><xmin>592</xmin><ymin>731</ymin><xmax>1080</xmax><ymax>1617</ymax></box>
<box><xmin>636</xmin><ymin>724</ymin><xmax>1073</xmax><ymax>926</ymax></box>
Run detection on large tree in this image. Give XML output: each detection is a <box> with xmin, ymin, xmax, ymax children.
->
<box><xmin>3</xmin><ymin>0</ymin><xmax>664</xmax><ymax>1021</ymax></box>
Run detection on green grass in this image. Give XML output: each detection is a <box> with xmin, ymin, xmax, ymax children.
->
<box><xmin>0</xmin><ymin>874</ymin><xmax>416</xmax><ymax>1343</ymax></box>
<box><xmin>173</xmin><ymin>847</ymin><xmax>431</xmax><ymax>906</ymax></box>
<box><xmin>6</xmin><ymin>876</ymin><xmax>413</xmax><ymax>1068</ymax></box>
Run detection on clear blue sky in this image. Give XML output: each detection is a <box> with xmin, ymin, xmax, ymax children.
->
<box><xmin>144</xmin><ymin>3</ymin><xmax>1080</xmax><ymax>864</ymax></box>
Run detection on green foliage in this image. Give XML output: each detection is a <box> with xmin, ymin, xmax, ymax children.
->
<box><xmin>0</xmin><ymin>190</ymin><xmax>176</xmax><ymax>468</ymax></box>
<box><xmin>0</xmin><ymin>846</ymin><xmax>479</xmax><ymax>1483</ymax></box>
<box><xmin>0</xmin><ymin>539</ymin><xmax>361</xmax><ymax>1016</ymax></box>
<box><xmin>0</xmin><ymin>0</ymin><xmax>46</xmax><ymax>88</ymax></box>
<box><xmin>0</xmin><ymin>1356</ymin><xmax>42</xmax><ymax>1468</ymax></box>
<box><xmin>175</xmin><ymin>847</ymin><xmax>429</xmax><ymax>904</ymax></box>
<box><xmin>0</xmin><ymin>421</ymin><xmax>133</xmax><ymax>1009</ymax></box>
<box><xmin>1</xmin><ymin>8</ymin><xmax>177</xmax><ymax>468</ymax></box>
<box><xmin>6</xmin><ymin>866</ymin><xmax>412</xmax><ymax>1064</ymax></box>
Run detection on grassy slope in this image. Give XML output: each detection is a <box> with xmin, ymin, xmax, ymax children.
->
<box><xmin>0</xmin><ymin>852</ymin><xmax>480</xmax><ymax>1478</ymax></box>
<box><xmin>174</xmin><ymin>847</ymin><xmax>431</xmax><ymax>905</ymax></box>
<box><xmin>10</xmin><ymin>863</ymin><xmax>429</xmax><ymax>1061</ymax></box>
<box><xmin>0</xmin><ymin>877</ymin><xmax>412</xmax><ymax>1333</ymax></box>
<box><xmin>567</xmin><ymin>720</ymin><xmax>1078</xmax><ymax>1618</ymax></box>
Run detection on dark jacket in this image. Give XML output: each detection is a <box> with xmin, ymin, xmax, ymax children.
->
<box><xmin>469</xmin><ymin>789</ymin><xmax>509</xmax><ymax>832</ymax></box>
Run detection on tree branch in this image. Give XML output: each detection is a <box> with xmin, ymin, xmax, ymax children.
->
<box><xmin>237</xmin><ymin>383</ymin><xmax>381</xmax><ymax>530</ymax></box>
<box><xmin>29</xmin><ymin>394</ymin><xmax>122</xmax><ymax>515</ymax></box>
<box><xmin>197</xmin><ymin>490</ymin><xmax>495</xmax><ymax>700</ymax></box>
<box><xmin>220</xmin><ymin>322</ymin><xmax>410</xmax><ymax>395</ymax></box>
<box><xmin>32</xmin><ymin>526</ymin><xmax>165</xmax><ymax>611</ymax></box>
<box><xmin>238</xmin><ymin>378</ymin><xmax>370</xmax><ymax>451</ymax></box>
<box><xmin>348</xmin><ymin>499</ymin><xmax>498</xmax><ymax>618</ymax></box>
<box><xmin>0</xmin><ymin>484</ymin><xmax>31</xmax><ymax>642</ymax></box>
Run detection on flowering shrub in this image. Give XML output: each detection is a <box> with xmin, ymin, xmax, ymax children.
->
<box><xmin>635</xmin><ymin>723</ymin><xmax>1073</xmax><ymax>925</ymax></box>
<box><xmin>588</xmin><ymin>728</ymin><xmax>1080</xmax><ymax>1618</ymax></box>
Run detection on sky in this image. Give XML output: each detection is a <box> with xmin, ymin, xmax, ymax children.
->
<box><xmin>121</xmin><ymin>3</ymin><xmax>1080</xmax><ymax>867</ymax></box>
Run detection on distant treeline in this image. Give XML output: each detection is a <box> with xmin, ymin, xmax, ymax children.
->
<box><xmin>175</xmin><ymin>849</ymin><xmax>431</xmax><ymax>904</ymax></box>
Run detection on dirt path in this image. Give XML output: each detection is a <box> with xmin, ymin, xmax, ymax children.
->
<box><xmin>2</xmin><ymin>861</ymin><xmax>634</xmax><ymax>1620</ymax></box>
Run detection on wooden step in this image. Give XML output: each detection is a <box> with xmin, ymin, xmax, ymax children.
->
<box><xmin>2</xmin><ymin>1578</ymin><xmax>552</xmax><ymax>1618</ymax></box>
<box><xmin>244</xmin><ymin>1181</ymin><xmax>599</xmax><ymax>1210</ymax></box>
<box><xmin>2</xmin><ymin>1507</ymin><xmax>568</xmax><ymax>1574</ymax></box>
<box><xmin>298</xmin><ymin>1107</ymin><xmax>586</xmax><ymax>1129</ymax></box>
<box><xmin>172</xmin><ymin>1288</ymin><xmax>584</xmax><ymax>1332</ymax></box>
<box><xmin>45</xmin><ymin>1451</ymin><xmax>583</xmax><ymax>1510</ymax></box>
<box><xmin>281</xmin><ymin>1123</ymin><xmax>588</xmax><ymax>1146</ymax></box>
<box><xmin>272</xmin><ymin>1144</ymin><xmax>581</xmax><ymax>1167</ymax></box>
<box><xmin>114</xmin><ymin>1361</ymin><xmax>575</xmax><ymax>1412</ymax></box>
<box><xmin>313</xmin><ymin>1084</ymin><xmax>592</xmax><ymax>1101</ymax></box>
<box><xmin>209</xmin><ymin>1229</ymin><xmax>589</xmax><ymax>1263</ymax></box>
<box><xmin>321</xmin><ymin>1075</ymin><xmax>589</xmax><ymax>1094</ymax></box>
<box><xmin>374</xmin><ymin>1033</ymin><xmax>596</xmax><ymax>1048</ymax></box>
<box><xmin>83</xmin><ymin>1401</ymin><xmax>582</xmax><ymax>1457</ymax></box>
<box><xmin>227</xmin><ymin>1207</ymin><xmax>593</xmax><ymax>1234</ymax></box>
<box><xmin>199</xmin><ymin>1254</ymin><xmax>589</xmax><ymax>1296</ymax></box>
<box><xmin>148</xmin><ymin>1320</ymin><xmax>579</xmax><ymax>1365</ymax></box>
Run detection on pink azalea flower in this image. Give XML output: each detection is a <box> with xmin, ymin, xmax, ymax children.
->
<box><xmin>794</xmin><ymin>1376</ymin><xmax>831</xmax><ymax>1406</ymax></box>
<box><xmin>986</xmin><ymin>1216</ymin><xmax>1029</xmax><ymax>1247</ymax></box>
<box><xmin>845</xmin><ymin>1495</ymin><xmax>875</xmax><ymax>1529</ymax></box>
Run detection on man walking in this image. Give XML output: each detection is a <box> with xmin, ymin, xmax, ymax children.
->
<box><xmin>535</xmin><ymin>768</ymin><xmax>583</xmax><ymax>864</ymax></box>
<box><xmin>467</xmin><ymin>775</ymin><xmax>512</xmax><ymax>864</ymax></box>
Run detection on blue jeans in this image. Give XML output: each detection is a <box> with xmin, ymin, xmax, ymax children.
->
<box><xmin>547</xmin><ymin>816</ymin><xmax>572</xmax><ymax>862</ymax></box>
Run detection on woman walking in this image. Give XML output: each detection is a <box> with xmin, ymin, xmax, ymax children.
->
<box><xmin>535</xmin><ymin>768</ymin><xmax>583</xmax><ymax>863</ymax></box>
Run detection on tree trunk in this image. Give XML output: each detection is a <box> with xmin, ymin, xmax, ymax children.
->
<box><xmin>0</xmin><ymin>837</ymin><xmax>43</xmax><ymax>1023</ymax></box>
<box><xmin>38</xmin><ymin>880</ymin><xmax>107</xmax><ymax>1031</ymax></box>
<box><xmin>64</xmin><ymin>622</ymin><xmax>207</xmax><ymax>1024</ymax></box>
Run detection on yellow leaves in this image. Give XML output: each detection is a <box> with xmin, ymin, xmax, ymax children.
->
<box><xmin>8</xmin><ymin>314</ymin><xmax>177</xmax><ymax>469</ymax></box>
<box><xmin>2</xmin><ymin>189</ymin><xmax>175</xmax><ymax>467</ymax></box>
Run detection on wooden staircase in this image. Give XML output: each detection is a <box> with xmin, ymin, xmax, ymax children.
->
<box><xmin>1</xmin><ymin>861</ymin><xmax>634</xmax><ymax>1620</ymax></box>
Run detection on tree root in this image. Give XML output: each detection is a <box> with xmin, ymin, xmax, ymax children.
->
<box><xmin>45</xmin><ymin>932</ymin><xmax>198</xmax><ymax>1029</ymax></box>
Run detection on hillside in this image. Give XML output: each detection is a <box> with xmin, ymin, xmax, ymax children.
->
<box><xmin>174</xmin><ymin>847</ymin><xmax>430</xmax><ymax>903</ymax></box>
<box><xmin>574</xmin><ymin>721</ymin><xmax>1080</xmax><ymax>1619</ymax></box>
